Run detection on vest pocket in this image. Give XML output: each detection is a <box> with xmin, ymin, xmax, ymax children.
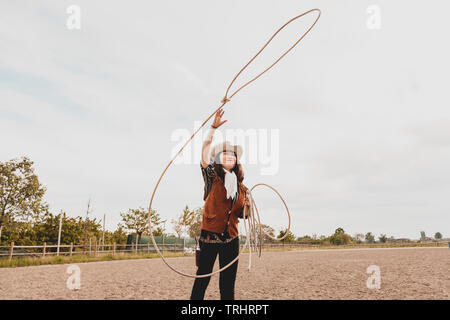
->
<box><xmin>204</xmin><ymin>211</ymin><xmax>216</xmax><ymax>220</ymax></box>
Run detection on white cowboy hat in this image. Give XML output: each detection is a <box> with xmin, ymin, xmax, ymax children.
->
<box><xmin>211</xmin><ymin>141</ymin><xmax>243</xmax><ymax>161</ymax></box>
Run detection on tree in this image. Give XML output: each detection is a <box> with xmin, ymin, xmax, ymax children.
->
<box><xmin>187</xmin><ymin>207</ymin><xmax>203</xmax><ymax>239</ymax></box>
<box><xmin>0</xmin><ymin>209</ymin><xmax>103</xmax><ymax>246</ymax></box>
<box><xmin>420</xmin><ymin>231</ymin><xmax>426</xmax><ymax>240</ymax></box>
<box><xmin>1</xmin><ymin>219</ymin><xmax>36</xmax><ymax>246</ymax></box>
<box><xmin>365</xmin><ymin>232</ymin><xmax>375</xmax><ymax>243</ymax></box>
<box><xmin>120</xmin><ymin>207</ymin><xmax>163</xmax><ymax>241</ymax></box>
<box><xmin>35</xmin><ymin>211</ymin><xmax>101</xmax><ymax>245</ymax></box>
<box><xmin>378</xmin><ymin>234</ymin><xmax>387</xmax><ymax>243</ymax></box>
<box><xmin>277</xmin><ymin>228</ymin><xmax>295</xmax><ymax>243</ymax></box>
<box><xmin>434</xmin><ymin>232</ymin><xmax>443</xmax><ymax>240</ymax></box>
<box><xmin>329</xmin><ymin>228</ymin><xmax>353</xmax><ymax>245</ymax></box>
<box><xmin>103</xmin><ymin>225</ymin><xmax>128</xmax><ymax>245</ymax></box>
<box><xmin>171</xmin><ymin>205</ymin><xmax>195</xmax><ymax>238</ymax></box>
<box><xmin>296</xmin><ymin>235</ymin><xmax>322</xmax><ymax>245</ymax></box>
<box><xmin>354</xmin><ymin>233</ymin><xmax>365</xmax><ymax>244</ymax></box>
<box><xmin>171</xmin><ymin>218</ymin><xmax>183</xmax><ymax>238</ymax></box>
<box><xmin>0</xmin><ymin>157</ymin><xmax>48</xmax><ymax>239</ymax></box>
<box><xmin>258</xmin><ymin>224</ymin><xmax>275</xmax><ymax>243</ymax></box>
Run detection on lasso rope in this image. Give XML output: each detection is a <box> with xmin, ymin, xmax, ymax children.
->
<box><xmin>147</xmin><ymin>8</ymin><xmax>321</xmax><ymax>278</ymax></box>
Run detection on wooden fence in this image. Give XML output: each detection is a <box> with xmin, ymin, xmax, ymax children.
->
<box><xmin>1</xmin><ymin>240</ymin><xmax>448</xmax><ymax>262</ymax></box>
<box><xmin>0</xmin><ymin>241</ymin><xmax>324</xmax><ymax>261</ymax></box>
<box><xmin>0</xmin><ymin>240</ymin><xmax>197</xmax><ymax>262</ymax></box>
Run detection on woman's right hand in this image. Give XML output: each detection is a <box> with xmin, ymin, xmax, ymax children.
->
<box><xmin>212</xmin><ymin>107</ymin><xmax>227</xmax><ymax>129</ymax></box>
<box><xmin>202</xmin><ymin>107</ymin><xmax>226</xmax><ymax>168</ymax></box>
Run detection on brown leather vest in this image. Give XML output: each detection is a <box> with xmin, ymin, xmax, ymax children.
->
<box><xmin>201</xmin><ymin>174</ymin><xmax>248</xmax><ymax>238</ymax></box>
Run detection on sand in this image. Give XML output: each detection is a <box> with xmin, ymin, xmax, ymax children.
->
<box><xmin>0</xmin><ymin>247</ymin><xmax>449</xmax><ymax>300</ymax></box>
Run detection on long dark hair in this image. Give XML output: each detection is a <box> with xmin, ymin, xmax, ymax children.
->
<box><xmin>213</xmin><ymin>152</ymin><xmax>244</xmax><ymax>184</ymax></box>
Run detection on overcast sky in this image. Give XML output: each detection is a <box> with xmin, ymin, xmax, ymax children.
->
<box><xmin>1</xmin><ymin>0</ymin><xmax>449</xmax><ymax>240</ymax></box>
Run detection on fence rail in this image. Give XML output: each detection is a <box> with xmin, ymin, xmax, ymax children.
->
<box><xmin>1</xmin><ymin>240</ymin><xmax>448</xmax><ymax>261</ymax></box>
<box><xmin>0</xmin><ymin>241</ymin><xmax>200</xmax><ymax>261</ymax></box>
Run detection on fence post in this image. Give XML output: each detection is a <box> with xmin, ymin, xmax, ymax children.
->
<box><xmin>135</xmin><ymin>234</ymin><xmax>138</xmax><ymax>254</ymax></box>
<box><xmin>113</xmin><ymin>242</ymin><xmax>116</xmax><ymax>256</ymax></box>
<box><xmin>43</xmin><ymin>242</ymin><xmax>46</xmax><ymax>257</ymax></box>
<box><xmin>102</xmin><ymin>214</ymin><xmax>105</xmax><ymax>251</ymax></box>
<box><xmin>162</xmin><ymin>235</ymin><xmax>164</xmax><ymax>254</ymax></box>
<box><xmin>70</xmin><ymin>243</ymin><xmax>73</xmax><ymax>257</ymax></box>
<box><xmin>89</xmin><ymin>237</ymin><xmax>92</xmax><ymax>255</ymax></box>
<box><xmin>57</xmin><ymin>213</ymin><xmax>62</xmax><ymax>256</ymax></box>
<box><xmin>147</xmin><ymin>242</ymin><xmax>150</xmax><ymax>253</ymax></box>
<box><xmin>8</xmin><ymin>242</ymin><xmax>14</xmax><ymax>262</ymax></box>
<box><xmin>174</xmin><ymin>241</ymin><xmax>176</xmax><ymax>253</ymax></box>
<box><xmin>183</xmin><ymin>238</ymin><xmax>185</xmax><ymax>253</ymax></box>
<box><xmin>94</xmin><ymin>237</ymin><xmax>98</xmax><ymax>257</ymax></box>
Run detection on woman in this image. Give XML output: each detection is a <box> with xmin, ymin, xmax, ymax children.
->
<box><xmin>190</xmin><ymin>106</ymin><xmax>250</xmax><ymax>300</ymax></box>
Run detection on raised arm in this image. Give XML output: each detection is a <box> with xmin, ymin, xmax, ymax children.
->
<box><xmin>201</xmin><ymin>107</ymin><xmax>227</xmax><ymax>168</ymax></box>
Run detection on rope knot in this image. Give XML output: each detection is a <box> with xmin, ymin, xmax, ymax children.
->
<box><xmin>221</xmin><ymin>97</ymin><xmax>230</xmax><ymax>104</ymax></box>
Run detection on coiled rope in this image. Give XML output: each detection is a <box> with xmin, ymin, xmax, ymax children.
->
<box><xmin>147</xmin><ymin>8</ymin><xmax>321</xmax><ymax>278</ymax></box>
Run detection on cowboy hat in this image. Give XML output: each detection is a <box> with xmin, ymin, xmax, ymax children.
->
<box><xmin>211</xmin><ymin>141</ymin><xmax>243</xmax><ymax>161</ymax></box>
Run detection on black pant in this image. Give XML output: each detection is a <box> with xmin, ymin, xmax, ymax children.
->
<box><xmin>190</xmin><ymin>237</ymin><xmax>239</xmax><ymax>300</ymax></box>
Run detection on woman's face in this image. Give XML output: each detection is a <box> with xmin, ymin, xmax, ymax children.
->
<box><xmin>220</xmin><ymin>151</ymin><xmax>237</xmax><ymax>171</ymax></box>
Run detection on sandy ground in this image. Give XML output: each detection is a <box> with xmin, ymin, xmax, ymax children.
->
<box><xmin>0</xmin><ymin>247</ymin><xmax>449</xmax><ymax>300</ymax></box>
